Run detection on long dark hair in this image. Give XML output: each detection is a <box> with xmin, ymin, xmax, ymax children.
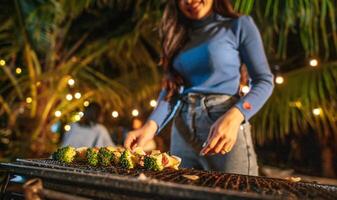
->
<box><xmin>78</xmin><ymin>102</ymin><xmax>101</xmax><ymax>127</ymax></box>
<box><xmin>160</xmin><ymin>0</ymin><xmax>240</xmax><ymax>101</ymax></box>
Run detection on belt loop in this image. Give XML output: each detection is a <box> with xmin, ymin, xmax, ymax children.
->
<box><xmin>201</xmin><ymin>96</ymin><xmax>207</xmax><ymax>111</ymax></box>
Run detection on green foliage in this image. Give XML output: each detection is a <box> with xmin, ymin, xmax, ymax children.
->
<box><xmin>252</xmin><ymin>62</ymin><xmax>337</xmax><ymax>144</ymax></box>
<box><xmin>233</xmin><ymin>0</ymin><xmax>337</xmax><ymax>60</ymax></box>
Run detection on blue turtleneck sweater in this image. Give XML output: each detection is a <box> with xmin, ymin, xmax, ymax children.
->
<box><xmin>149</xmin><ymin>13</ymin><xmax>274</xmax><ymax>127</ymax></box>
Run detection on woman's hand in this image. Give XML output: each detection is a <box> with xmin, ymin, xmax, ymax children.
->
<box><xmin>124</xmin><ymin>120</ymin><xmax>158</xmax><ymax>150</ymax></box>
<box><xmin>200</xmin><ymin>107</ymin><xmax>244</xmax><ymax>155</ymax></box>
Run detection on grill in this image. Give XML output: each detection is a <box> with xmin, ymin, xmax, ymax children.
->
<box><xmin>1</xmin><ymin>159</ymin><xmax>337</xmax><ymax>200</ymax></box>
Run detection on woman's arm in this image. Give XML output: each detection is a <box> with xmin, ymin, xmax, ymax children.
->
<box><xmin>124</xmin><ymin>88</ymin><xmax>171</xmax><ymax>149</ymax></box>
<box><xmin>234</xmin><ymin>15</ymin><xmax>274</xmax><ymax>121</ymax></box>
<box><xmin>201</xmin><ymin>16</ymin><xmax>274</xmax><ymax>155</ymax></box>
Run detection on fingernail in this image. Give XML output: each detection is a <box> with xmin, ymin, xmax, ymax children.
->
<box><xmin>202</xmin><ymin>142</ymin><xmax>207</xmax><ymax>147</ymax></box>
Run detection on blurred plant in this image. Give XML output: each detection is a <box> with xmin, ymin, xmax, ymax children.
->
<box><xmin>0</xmin><ymin>0</ymin><xmax>162</xmax><ymax>159</ymax></box>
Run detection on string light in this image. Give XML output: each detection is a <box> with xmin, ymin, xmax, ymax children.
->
<box><xmin>309</xmin><ymin>59</ymin><xmax>318</xmax><ymax>67</ymax></box>
<box><xmin>79</xmin><ymin>111</ymin><xmax>84</xmax><ymax>117</ymax></box>
<box><xmin>68</xmin><ymin>78</ymin><xmax>75</xmax><ymax>86</ymax></box>
<box><xmin>131</xmin><ymin>109</ymin><xmax>139</xmax><ymax>117</ymax></box>
<box><xmin>16</xmin><ymin>67</ymin><xmax>22</xmax><ymax>74</ymax></box>
<box><xmin>275</xmin><ymin>75</ymin><xmax>284</xmax><ymax>84</ymax></box>
<box><xmin>54</xmin><ymin>110</ymin><xmax>62</xmax><ymax>117</ymax></box>
<box><xmin>83</xmin><ymin>101</ymin><xmax>90</xmax><ymax>107</ymax></box>
<box><xmin>295</xmin><ymin>101</ymin><xmax>302</xmax><ymax>108</ymax></box>
<box><xmin>289</xmin><ymin>101</ymin><xmax>302</xmax><ymax>108</ymax></box>
<box><xmin>312</xmin><ymin>107</ymin><xmax>322</xmax><ymax>116</ymax></box>
<box><xmin>74</xmin><ymin>114</ymin><xmax>81</xmax><ymax>121</ymax></box>
<box><xmin>112</xmin><ymin>111</ymin><xmax>119</xmax><ymax>118</ymax></box>
<box><xmin>241</xmin><ymin>85</ymin><xmax>250</xmax><ymax>94</ymax></box>
<box><xmin>66</xmin><ymin>94</ymin><xmax>73</xmax><ymax>101</ymax></box>
<box><xmin>0</xmin><ymin>59</ymin><xmax>5</xmax><ymax>66</ymax></box>
<box><xmin>150</xmin><ymin>99</ymin><xmax>157</xmax><ymax>107</ymax></box>
<box><xmin>64</xmin><ymin>124</ymin><xmax>71</xmax><ymax>131</ymax></box>
<box><xmin>36</xmin><ymin>81</ymin><xmax>41</xmax><ymax>87</ymax></box>
<box><xmin>74</xmin><ymin>92</ymin><xmax>81</xmax><ymax>99</ymax></box>
<box><xmin>26</xmin><ymin>97</ymin><xmax>32</xmax><ymax>104</ymax></box>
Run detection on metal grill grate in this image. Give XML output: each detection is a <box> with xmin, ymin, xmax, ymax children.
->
<box><xmin>1</xmin><ymin>159</ymin><xmax>337</xmax><ymax>200</ymax></box>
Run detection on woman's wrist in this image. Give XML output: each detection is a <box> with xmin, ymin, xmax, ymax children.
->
<box><xmin>144</xmin><ymin>120</ymin><xmax>158</xmax><ymax>134</ymax></box>
<box><xmin>228</xmin><ymin>107</ymin><xmax>245</xmax><ymax>123</ymax></box>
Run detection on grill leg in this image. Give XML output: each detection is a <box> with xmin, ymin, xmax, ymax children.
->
<box><xmin>0</xmin><ymin>173</ymin><xmax>11</xmax><ymax>195</ymax></box>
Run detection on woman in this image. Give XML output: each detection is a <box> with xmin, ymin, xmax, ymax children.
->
<box><xmin>61</xmin><ymin>102</ymin><xmax>115</xmax><ymax>148</ymax></box>
<box><xmin>125</xmin><ymin>0</ymin><xmax>274</xmax><ymax>175</ymax></box>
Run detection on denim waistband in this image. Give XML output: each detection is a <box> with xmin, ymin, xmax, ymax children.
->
<box><xmin>180</xmin><ymin>93</ymin><xmax>238</xmax><ymax>108</ymax></box>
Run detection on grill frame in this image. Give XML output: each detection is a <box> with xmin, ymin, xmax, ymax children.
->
<box><xmin>1</xmin><ymin>159</ymin><xmax>337</xmax><ymax>200</ymax></box>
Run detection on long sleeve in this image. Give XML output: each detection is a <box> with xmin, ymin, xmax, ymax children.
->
<box><xmin>147</xmin><ymin>88</ymin><xmax>171</xmax><ymax>128</ymax></box>
<box><xmin>234</xmin><ymin>16</ymin><xmax>274</xmax><ymax>121</ymax></box>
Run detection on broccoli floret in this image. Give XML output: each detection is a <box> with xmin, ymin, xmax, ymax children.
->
<box><xmin>53</xmin><ymin>146</ymin><xmax>76</xmax><ymax>164</ymax></box>
<box><xmin>98</xmin><ymin>147</ymin><xmax>113</xmax><ymax>166</ymax></box>
<box><xmin>86</xmin><ymin>148</ymin><xmax>99</xmax><ymax>166</ymax></box>
<box><xmin>144</xmin><ymin>154</ymin><xmax>164</xmax><ymax>171</ymax></box>
<box><xmin>119</xmin><ymin>150</ymin><xmax>135</xmax><ymax>169</ymax></box>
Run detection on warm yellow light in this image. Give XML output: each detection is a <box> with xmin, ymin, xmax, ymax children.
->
<box><xmin>83</xmin><ymin>101</ymin><xmax>89</xmax><ymax>107</ymax></box>
<box><xmin>68</xmin><ymin>78</ymin><xmax>75</xmax><ymax>86</ymax></box>
<box><xmin>309</xmin><ymin>59</ymin><xmax>318</xmax><ymax>67</ymax></box>
<box><xmin>241</xmin><ymin>85</ymin><xmax>250</xmax><ymax>94</ymax></box>
<box><xmin>54</xmin><ymin>110</ymin><xmax>62</xmax><ymax>117</ymax></box>
<box><xmin>131</xmin><ymin>109</ymin><xmax>139</xmax><ymax>117</ymax></box>
<box><xmin>275</xmin><ymin>76</ymin><xmax>284</xmax><ymax>84</ymax></box>
<box><xmin>16</xmin><ymin>67</ymin><xmax>22</xmax><ymax>74</ymax></box>
<box><xmin>36</xmin><ymin>81</ymin><xmax>41</xmax><ymax>87</ymax></box>
<box><xmin>64</xmin><ymin>124</ymin><xmax>71</xmax><ymax>131</ymax></box>
<box><xmin>66</xmin><ymin>94</ymin><xmax>73</xmax><ymax>101</ymax></box>
<box><xmin>74</xmin><ymin>114</ymin><xmax>81</xmax><ymax>121</ymax></box>
<box><xmin>112</xmin><ymin>111</ymin><xmax>119</xmax><ymax>118</ymax></box>
<box><xmin>0</xmin><ymin>59</ymin><xmax>6</xmax><ymax>66</ymax></box>
<box><xmin>26</xmin><ymin>97</ymin><xmax>32</xmax><ymax>104</ymax></box>
<box><xmin>79</xmin><ymin>111</ymin><xmax>84</xmax><ymax>117</ymax></box>
<box><xmin>150</xmin><ymin>99</ymin><xmax>157</xmax><ymax>107</ymax></box>
<box><xmin>295</xmin><ymin>101</ymin><xmax>302</xmax><ymax>108</ymax></box>
<box><xmin>74</xmin><ymin>92</ymin><xmax>81</xmax><ymax>99</ymax></box>
<box><xmin>312</xmin><ymin>107</ymin><xmax>322</xmax><ymax>116</ymax></box>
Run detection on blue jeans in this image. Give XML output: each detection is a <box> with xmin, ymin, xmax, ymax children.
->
<box><xmin>170</xmin><ymin>93</ymin><xmax>258</xmax><ymax>176</ymax></box>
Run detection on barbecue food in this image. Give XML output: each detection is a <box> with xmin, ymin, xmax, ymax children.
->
<box><xmin>98</xmin><ymin>147</ymin><xmax>114</xmax><ymax>166</ymax></box>
<box><xmin>75</xmin><ymin>147</ymin><xmax>88</xmax><ymax>162</ymax></box>
<box><xmin>144</xmin><ymin>154</ymin><xmax>164</xmax><ymax>171</ymax></box>
<box><xmin>52</xmin><ymin>146</ymin><xmax>181</xmax><ymax>171</ymax></box>
<box><xmin>86</xmin><ymin>147</ymin><xmax>99</xmax><ymax>166</ymax></box>
<box><xmin>144</xmin><ymin>151</ymin><xmax>181</xmax><ymax>171</ymax></box>
<box><xmin>120</xmin><ymin>149</ymin><xmax>136</xmax><ymax>169</ymax></box>
<box><xmin>52</xmin><ymin>146</ymin><xmax>76</xmax><ymax>164</ymax></box>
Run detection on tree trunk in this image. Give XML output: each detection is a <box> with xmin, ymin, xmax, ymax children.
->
<box><xmin>321</xmin><ymin>145</ymin><xmax>336</xmax><ymax>178</ymax></box>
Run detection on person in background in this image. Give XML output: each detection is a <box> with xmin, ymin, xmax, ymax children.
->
<box><xmin>61</xmin><ymin>102</ymin><xmax>115</xmax><ymax>148</ymax></box>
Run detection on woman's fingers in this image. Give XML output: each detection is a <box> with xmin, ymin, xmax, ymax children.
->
<box><xmin>223</xmin><ymin>140</ymin><xmax>235</xmax><ymax>153</ymax></box>
<box><xmin>214</xmin><ymin>137</ymin><xmax>228</xmax><ymax>154</ymax></box>
<box><xmin>200</xmin><ymin>129</ymin><xmax>222</xmax><ymax>155</ymax></box>
<box><xmin>124</xmin><ymin>132</ymin><xmax>136</xmax><ymax>149</ymax></box>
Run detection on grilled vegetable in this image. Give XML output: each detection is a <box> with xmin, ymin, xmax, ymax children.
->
<box><xmin>53</xmin><ymin>146</ymin><xmax>76</xmax><ymax>164</ymax></box>
<box><xmin>119</xmin><ymin>149</ymin><xmax>136</xmax><ymax>169</ymax></box>
<box><xmin>75</xmin><ymin>147</ymin><xmax>88</xmax><ymax>162</ymax></box>
<box><xmin>86</xmin><ymin>147</ymin><xmax>99</xmax><ymax>166</ymax></box>
<box><xmin>163</xmin><ymin>153</ymin><xmax>181</xmax><ymax>170</ymax></box>
<box><xmin>144</xmin><ymin>152</ymin><xmax>181</xmax><ymax>171</ymax></box>
<box><xmin>98</xmin><ymin>147</ymin><xmax>114</xmax><ymax>166</ymax></box>
<box><xmin>144</xmin><ymin>153</ymin><xmax>164</xmax><ymax>171</ymax></box>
